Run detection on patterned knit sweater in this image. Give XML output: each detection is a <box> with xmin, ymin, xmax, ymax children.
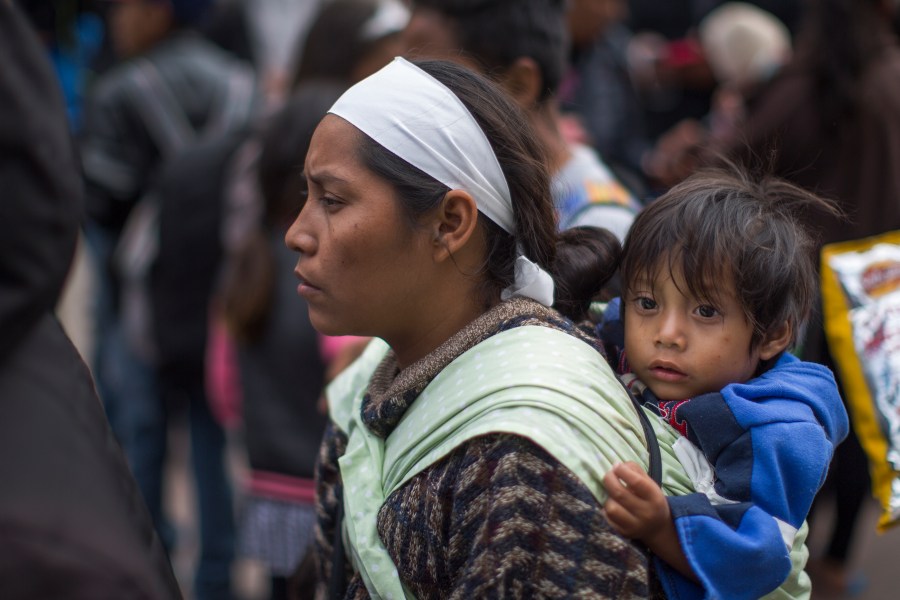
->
<box><xmin>313</xmin><ymin>299</ymin><xmax>665</xmax><ymax>599</ymax></box>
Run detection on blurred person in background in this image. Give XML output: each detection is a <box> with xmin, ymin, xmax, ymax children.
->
<box><xmin>623</xmin><ymin>0</ymin><xmax>801</xmax><ymax>193</ymax></box>
<box><xmin>202</xmin><ymin>4</ymin><xmax>407</xmax><ymax>597</ymax></box>
<box><xmin>558</xmin><ymin>0</ymin><xmax>652</xmax><ymax>197</ymax></box>
<box><xmin>621</xmin><ymin>0</ymin><xmax>719</xmax><ymax>147</ymax></box>
<box><xmin>15</xmin><ymin>0</ymin><xmax>109</xmax><ymax>134</ymax></box>
<box><xmin>215</xmin><ymin>82</ymin><xmax>345</xmax><ymax>600</ymax></box>
<box><xmin>290</xmin><ymin>0</ymin><xmax>410</xmax><ymax>88</ymax></box>
<box><xmin>718</xmin><ymin>1</ymin><xmax>900</xmax><ymax>595</ymax></box>
<box><xmin>403</xmin><ymin>0</ymin><xmax>641</xmax><ymax>243</ymax></box>
<box><xmin>79</xmin><ymin>0</ymin><xmax>257</xmax><ymax>597</ymax></box>
<box><xmin>639</xmin><ymin>2</ymin><xmax>793</xmax><ymax>188</ymax></box>
<box><xmin>0</xmin><ymin>3</ymin><xmax>179</xmax><ymax>597</ymax></box>
<box><xmin>220</xmin><ymin>0</ymin><xmax>410</xmax><ymax>256</ymax></box>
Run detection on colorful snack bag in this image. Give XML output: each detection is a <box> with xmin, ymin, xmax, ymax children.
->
<box><xmin>821</xmin><ymin>231</ymin><xmax>900</xmax><ymax>531</ymax></box>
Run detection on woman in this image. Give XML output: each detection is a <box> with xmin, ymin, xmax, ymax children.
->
<box><xmin>286</xmin><ymin>57</ymin><xmax>693</xmax><ymax>598</ymax></box>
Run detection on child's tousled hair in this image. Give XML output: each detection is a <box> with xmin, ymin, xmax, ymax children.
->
<box><xmin>621</xmin><ymin>162</ymin><xmax>841</xmax><ymax>349</ymax></box>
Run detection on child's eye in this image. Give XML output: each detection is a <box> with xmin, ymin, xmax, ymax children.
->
<box><xmin>634</xmin><ymin>296</ymin><xmax>657</xmax><ymax>311</ymax></box>
<box><xmin>696</xmin><ymin>305</ymin><xmax>719</xmax><ymax>319</ymax></box>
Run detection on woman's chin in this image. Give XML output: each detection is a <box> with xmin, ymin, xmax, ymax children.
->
<box><xmin>309</xmin><ymin>311</ymin><xmax>356</xmax><ymax>338</ymax></box>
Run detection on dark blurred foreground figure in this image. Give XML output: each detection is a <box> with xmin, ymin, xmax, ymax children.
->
<box><xmin>0</xmin><ymin>3</ymin><xmax>181</xmax><ymax>598</ymax></box>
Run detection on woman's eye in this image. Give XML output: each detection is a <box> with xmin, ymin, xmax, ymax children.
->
<box><xmin>697</xmin><ymin>305</ymin><xmax>719</xmax><ymax>318</ymax></box>
<box><xmin>320</xmin><ymin>195</ymin><xmax>341</xmax><ymax>209</ymax></box>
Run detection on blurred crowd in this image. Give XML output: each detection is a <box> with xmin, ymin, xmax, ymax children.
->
<box><xmin>4</xmin><ymin>0</ymin><xmax>900</xmax><ymax>598</ymax></box>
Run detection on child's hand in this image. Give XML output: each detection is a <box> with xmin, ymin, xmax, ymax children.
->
<box><xmin>603</xmin><ymin>462</ymin><xmax>697</xmax><ymax>582</ymax></box>
<box><xmin>603</xmin><ymin>461</ymin><xmax>671</xmax><ymax>542</ymax></box>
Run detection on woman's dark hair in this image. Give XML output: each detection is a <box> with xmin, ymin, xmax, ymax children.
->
<box><xmin>356</xmin><ymin>58</ymin><xmax>619</xmax><ymax>319</ymax></box>
<box><xmin>621</xmin><ymin>161</ymin><xmax>840</xmax><ymax>349</ymax></box>
<box><xmin>222</xmin><ymin>82</ymin><xmax>346</xmax><ymax>342</ymax></box>
<box><xmin>553</xmin><ymin>227</ymin><xmax>622</xmax><ymax>320</ymax></box>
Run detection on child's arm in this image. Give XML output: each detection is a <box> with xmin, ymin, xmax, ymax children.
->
<box><xmin>603</xmin><ymin>462</ymin><xmax>698</xmax><ymax>583</ymax></box>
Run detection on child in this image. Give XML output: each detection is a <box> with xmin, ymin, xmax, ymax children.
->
<box><xmin>599</xmin><ymin>166</ymin><xmax>850</xmax><ymax>600</ymax></box>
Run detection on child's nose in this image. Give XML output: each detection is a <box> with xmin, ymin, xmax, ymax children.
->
<box><xmin>655</xmin><ymin>311</ymin><xmax>685</xmax><ymax>349</ymax></box>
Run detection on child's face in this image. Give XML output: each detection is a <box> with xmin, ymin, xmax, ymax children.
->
<box><xmin>623</xmin><ymin>264</ymin><xmax>769</xmax><ymax>401</ymax></box>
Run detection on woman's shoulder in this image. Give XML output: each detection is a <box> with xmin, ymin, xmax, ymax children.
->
<box><xmin>379</xmin><ymin>431</ymin><xmax>658</xmax><ymax>598</ymax></box>
<box><xmin>388</xmin><ymin>325</ymin><xmax>650</xmax><ymax>499</ymax></box>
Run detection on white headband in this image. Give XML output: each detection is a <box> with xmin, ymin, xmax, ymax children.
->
<box><xmin>328</xmin><ymin>57</ymin><xmax>554</xmax><ymax>306</ymax></box>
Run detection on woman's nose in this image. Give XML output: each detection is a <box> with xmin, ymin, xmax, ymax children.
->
<box><xmin>285</xmin><ymin>203</ymin><xmax>317</xmax><ymax>256</ymax></box>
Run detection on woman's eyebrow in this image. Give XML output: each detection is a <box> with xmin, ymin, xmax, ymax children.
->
<box><xmin>304</xmin><ymin>167</ymin><xmax>349</xmax><ymax>186</ymax></box>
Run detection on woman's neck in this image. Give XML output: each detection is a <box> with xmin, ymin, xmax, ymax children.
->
<box><xmin>390</xmin><ymin>294</ymin><xmax>494</xmax><ymax>370</ymax></box>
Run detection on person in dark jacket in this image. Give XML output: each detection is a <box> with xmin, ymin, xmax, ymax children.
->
<box><xmin>79</xmin><ymin>1</ymin><xmax>257</xmax><ymax>598</ymax></box>
<box><xmin>0</xmin><ymin>3</ymin><xmax>180</xmax><ymax>598</ymax></box>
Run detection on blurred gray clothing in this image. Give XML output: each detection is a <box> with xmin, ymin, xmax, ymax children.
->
<box><xmin>81</xmin><ymin>31</ymin><xmax>256</xmax><ymax>234</ymax></box>
<box><xmin>560</xmin><ymin>24</ymin><xmax>650</xmax><ymax>183</ymax></box>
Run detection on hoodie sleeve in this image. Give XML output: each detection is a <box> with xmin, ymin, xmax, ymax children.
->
<box><xmin>655</xmin><ymin>353</ymin><xmax>849</xmax><ymax>600</ymax></box>
<box><xmin>0</xmin><ymin>3</ymin><xmax>82</xmax><ymax>365</ymax></box>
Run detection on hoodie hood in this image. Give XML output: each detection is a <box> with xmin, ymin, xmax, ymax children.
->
<box><xmin>0</xmin><ymin>3</ymin><xmax>82</xmax><ymax>365</ymax></box>
<box><xmin>727</xmin><ymin>352</ymin><xmax>850</xmax><ymax>446</ymax></box>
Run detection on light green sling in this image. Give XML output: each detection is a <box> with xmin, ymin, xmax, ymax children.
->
<box><xmin>327</xmin><ymin>325</ymin><xmax>811</xmax><ymax>599</ymax></box>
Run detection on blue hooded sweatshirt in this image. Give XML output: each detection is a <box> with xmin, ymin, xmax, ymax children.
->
<box><xmin>601</xmin><ymin>299</ymin><xmax>849</xmax><ymax>599</ymax></box>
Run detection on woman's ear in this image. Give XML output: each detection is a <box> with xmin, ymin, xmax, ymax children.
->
<box><xmin>758</xmin><ymin>321</ymin><xmax>793</xmax><ymax>361</ymax></box>
<box><xmin>431</xmin><ymin>189</ymin><xmax>479</xmax><ymax>262</ymax></box>
<box><xmin>500</xmin><ymin>57</ymin><xmax>543</xmax><ymax>107</ymax></box>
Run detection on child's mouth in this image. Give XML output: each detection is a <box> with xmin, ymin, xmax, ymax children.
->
<box><xmin>650</xmin><ymin>364</ymin><xmax>687</xmax><ymax>381</ymax></box>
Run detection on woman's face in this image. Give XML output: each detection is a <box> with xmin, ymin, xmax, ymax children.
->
<box><xmin>285</xmin><ymin>115</ymin><xmax>436</xmax><ymax>340</ymax></box>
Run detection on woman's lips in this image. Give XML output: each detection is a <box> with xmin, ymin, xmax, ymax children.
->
<box><xmin>294</xmin><ymin>271</ymin><xmax>322</xmax><ymax>297</ymax></box>
<box><xmin>297</xmin><ymin>281</ymin><xmax>321</xmax><ymax>297</ymax></box>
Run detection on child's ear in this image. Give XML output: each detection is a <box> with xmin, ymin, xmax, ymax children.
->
<box><xmin>758</xmin><ymin>321</ymin><xmax>793</xmax><ymax>361</ymax></box>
